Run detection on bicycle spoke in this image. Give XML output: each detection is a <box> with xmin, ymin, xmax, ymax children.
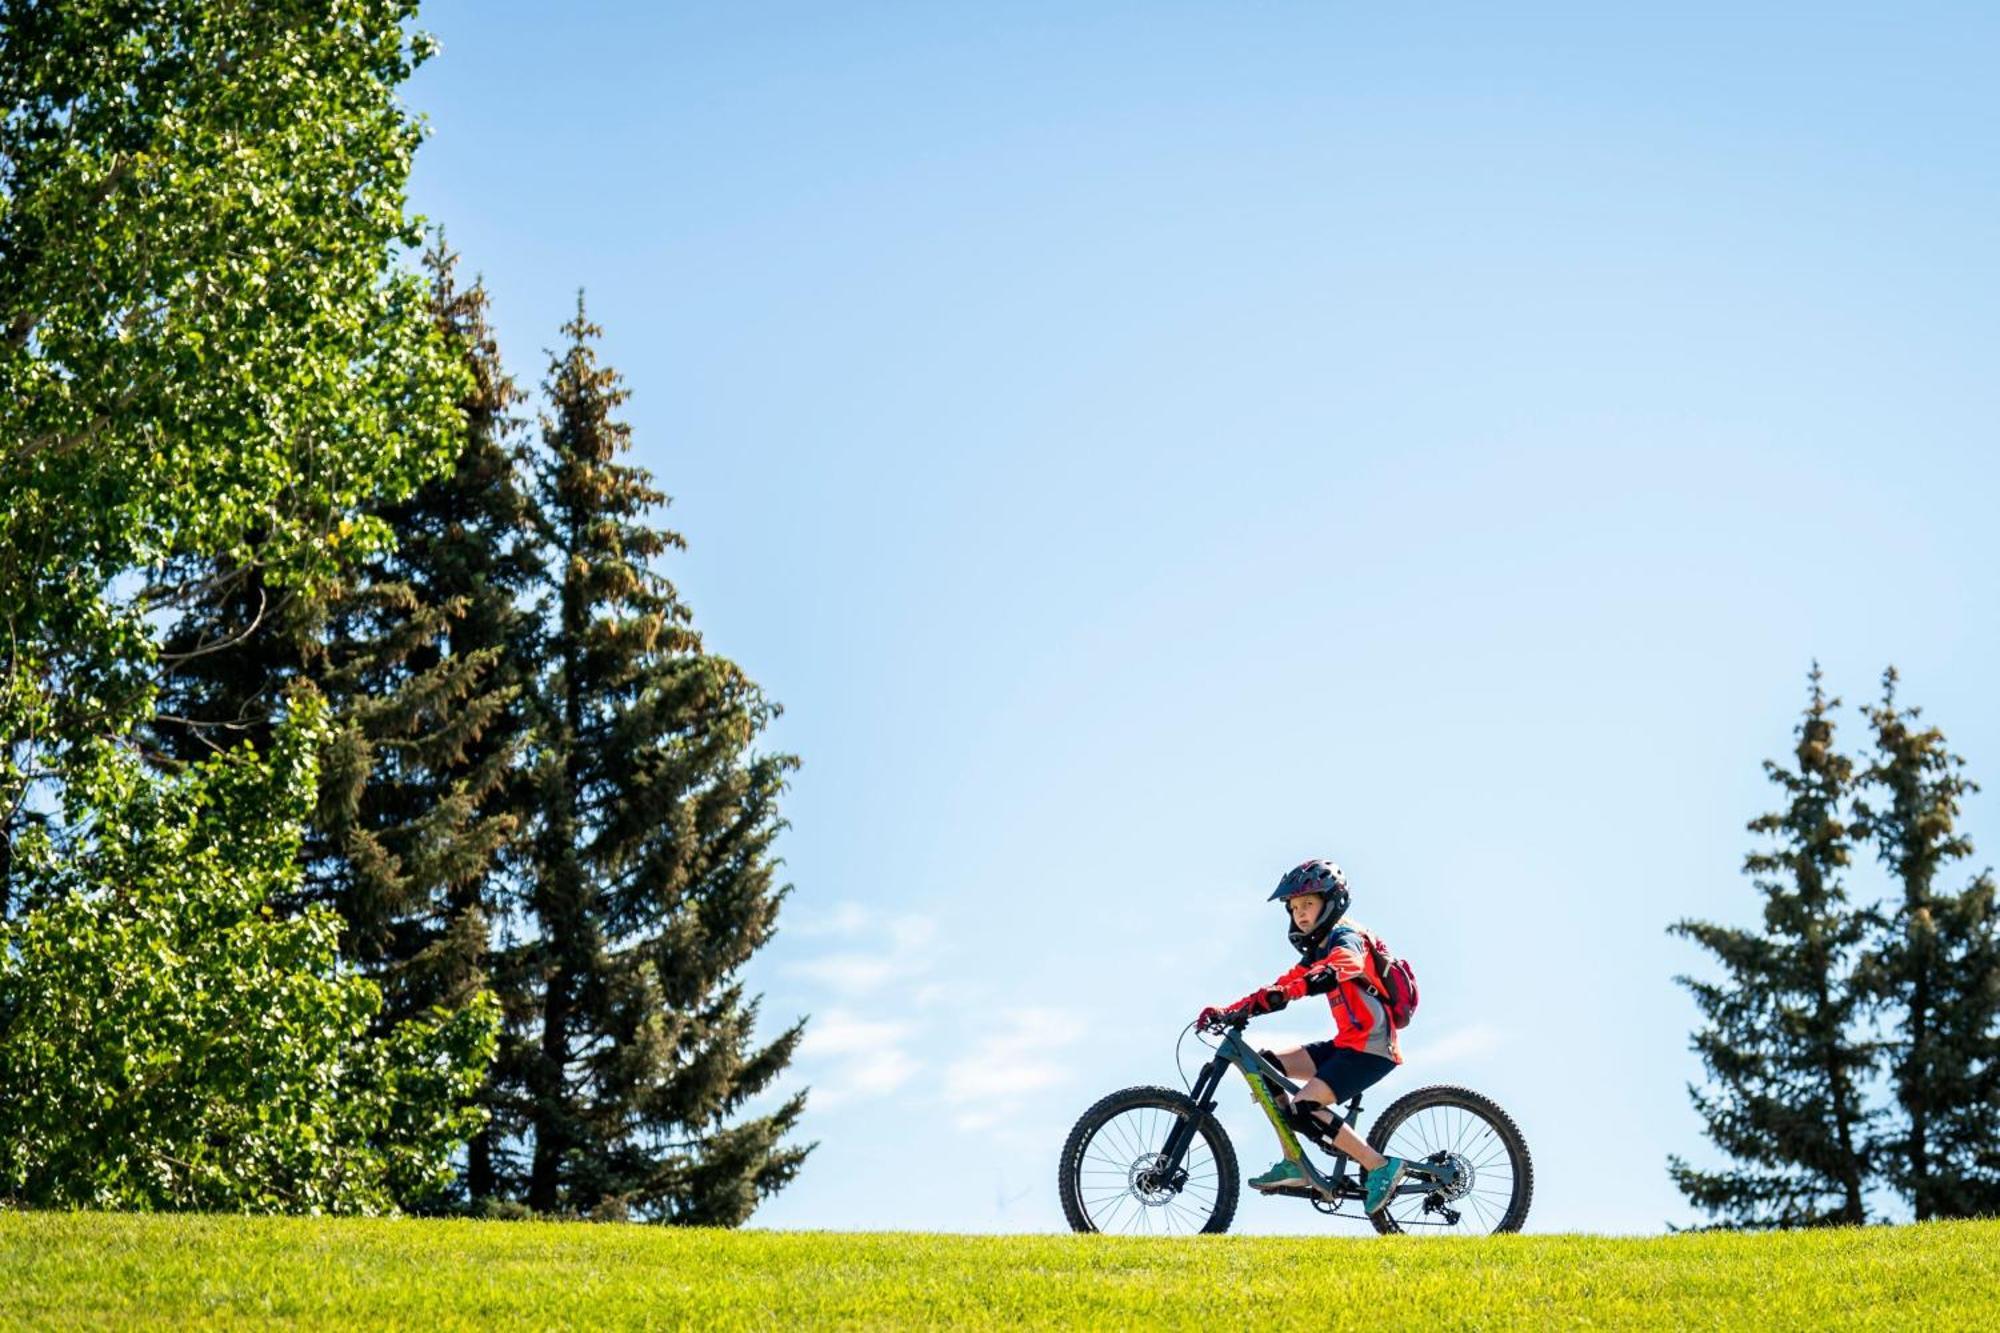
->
<box><xmin>1407</xmin><ymin>1112</ymin><xmax>1438</xmax><ymax>1159</ymax></box>
<box><xmin>1167</xmin><ymin>1195</ymin><xmax>1206</xmax><ymax>1232</ymax></box>
<box><xmin>1070</xmin><ymin>1100</ymin><xmax>1229</xmax><ymax>1235</ymax></box>
<box><xmin>1107</xmin><ymin>1114</ymin><xmax>1142</xmax><ymax>1163</ymax></box>
<box><xmin>1098</xmin><ymin>1189</ymin><xmax>1137</xmax><ymax>1232</ymax></box>
<box><xmin>1361</xmin><ymin>1098</ymin><xmax>1530</xmax><ymax>1237</ymax></box>
<box><xmin>1115</xmin><ymin>1110</ymin><xmax>1146</xmax><ymax>1159</ymax></box>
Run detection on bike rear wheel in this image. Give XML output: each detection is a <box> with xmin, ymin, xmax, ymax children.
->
<box><xmin>1058</xmin><ymin>1085</ymin><xmax>1239</xmax><ymax>1234</ymax></box>
<box><xmin>1365</xmin><ymin>1083</ymin><xmax>1533</xmax><ymax>1236</ymax></box>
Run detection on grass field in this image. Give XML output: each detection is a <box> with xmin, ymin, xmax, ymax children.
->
<box><xmin>3</xmin><ymin>1212</ymin><xmax>1996</xmax><ymax>1329</ymax></box>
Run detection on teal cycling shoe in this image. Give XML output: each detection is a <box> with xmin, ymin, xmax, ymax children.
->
<box><xmin>1248</xmin><ymin>1159</ymin><xmax>1314</xmax><ymax>1194</ymax></box>
<box><xmin>1363</xmin><ymin>1157</ymin><xmax>1409</xmax><ymax>1214</ymax></box>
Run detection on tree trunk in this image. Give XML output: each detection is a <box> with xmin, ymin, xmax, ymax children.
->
<box><xmin>466</xmin><ymin>1126</ymin><xmax>495</xmax><ymax>1203</ymax></box>
<box><xmin>528</xmin><ymin>960</ymin><xmax>570</xmax><ymax>1212</ymax></box>
<box><xmin>1909</xmin><ymin>950</ymin><xmax>1932</xmax><ymax>1221</ymax></box>
<box><xmin>529</xmin><ymin>591</ymin><xmax>588</xmax><ymax>1214</ymax></box>
<box><xmin>1816</xmin><ymin>970</ymin><xmax>1867</xmax><ymax>1224</ymax></box>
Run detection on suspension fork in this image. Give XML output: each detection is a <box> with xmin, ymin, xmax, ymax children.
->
<box><xmin>1155</xmin><ymin>1050</ymin><xmax>1232</xmax><ymax>1173</ymax></box>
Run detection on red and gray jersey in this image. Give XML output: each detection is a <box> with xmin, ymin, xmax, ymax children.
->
<box><xmin>1234</xmin><ymin>919</ymin><xmax>1402</xmax><ymax>1064</ymax></box>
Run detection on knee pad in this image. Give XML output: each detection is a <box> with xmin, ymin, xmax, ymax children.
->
<box><xmin>1292</xmin><ymin>1098</ymin><xmax>1326</xmax><ymax>1118</ymax></box>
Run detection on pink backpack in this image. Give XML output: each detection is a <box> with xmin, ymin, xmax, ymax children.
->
<box><xmin>1350</xmin><ymin>929</ymin><xmax>1420</xmax><ymax>1029</ymax></box>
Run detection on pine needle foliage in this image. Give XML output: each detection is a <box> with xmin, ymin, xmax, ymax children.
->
<box><xmin>1854</xmin><ymin>668</ymin><xmax>2000</xmax><ymax>1220</ymax></box>
<box><xmin>341</xmin><ymin>240</ymin><xmax>547</xmax><ymax>1205</ymax></box>
<box><xmin>516</xmin><ymin>297</ymin><xmax>809</xmax><ymax>1225</ymax></box>
<box><xmin>1669</xmin><ymin>664</ymin><xmax>1876</xmax><ymax>1227</ymax></box>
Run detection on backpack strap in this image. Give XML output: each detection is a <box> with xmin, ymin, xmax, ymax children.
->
<box><xmin>1326</xmin><ymin>925</ymin><xmax>1390</xmax><ymax>1000</ymax></box>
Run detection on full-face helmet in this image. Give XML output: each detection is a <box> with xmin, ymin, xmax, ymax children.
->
<box><xmin>1270</xmin><ymin>858</ymin><xmax>1350</xmax><ymax>954</ymax></box>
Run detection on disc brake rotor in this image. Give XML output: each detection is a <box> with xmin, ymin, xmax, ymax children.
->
<box><xmin>1434</xmin><ymin>1150</ymin><xmax>1474</xmax><ymax>1202</ymax></box>
<box><xmin>1127</xmin><ymin>1153</ymin><xmax>1178</xmax><ymax>1206</ymax></box>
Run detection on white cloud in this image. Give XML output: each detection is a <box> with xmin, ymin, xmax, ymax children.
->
<box><xmin>787</xmin><ymin>954</ymin><xmax>899</xmax><ymax>995</ymax></box>
<box><xmin>943</xmin><ymin>1007</ymin><xmax>1085</xmax><ymax>1130</ymax></box>
<box><xmin>845</xmin><ymin>1049</ymin><xmax>921</xmax><ymax>1098</ymax></box>
<box><xmin>783</xmin><ymin>909</ymin><xmax>937</xmax><ymax>998</ymax></box>
<box><xmin>797</xmin><ymin>1007</ymin><xmax>922</xmax><ymax>1109</ymax></box>
<box><xmin>792</xmin><ymin>900</ymin><xmax>871</xmax><ymax>937</ymax></box>
<box><xmin>799</xmin><ymin>1009</ymin><xmax>916</xmax><ymax>1059</ymax></box>
<box><xmin>953</xmin><ymin>1106</ymin><xmax>1005</xmax><ymax>1132</ymax></box>
<box><xmin>777</xmin><ymin>910</ymin><xmax>948</xmax><ymax>1110</ymax></box>
<box><xmin>887</xmin><ymin>915</ymin><xmax>937</xmax><ymax>950</ymax></box>
<box><xmin>810</xmin><ymin>1047</ymin><xmax>920</xmax><ymax>1109</ymax></box>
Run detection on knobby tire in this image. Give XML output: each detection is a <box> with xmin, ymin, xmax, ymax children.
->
<box><xmin>1058</xmin><ymin>1085</ymin><xmax>1240</xmax><ymax>1235</ymax></box>
<box><xmin>1364</xmin><ymin>1082</ymin><xmax>1534</xmax><ymax>1235</ymax></box>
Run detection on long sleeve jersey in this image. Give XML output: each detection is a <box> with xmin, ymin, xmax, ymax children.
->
<box><xmin>1232</xmin><ymin>921</ymin><xmax>1402</xmax><ymax>1064</ymax></box>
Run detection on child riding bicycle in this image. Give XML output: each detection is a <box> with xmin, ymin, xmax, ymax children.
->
<box><xmin>1196</xmin><ymin>859</ymin><xmax>1409</xmax><ymax>1213</ymax></box>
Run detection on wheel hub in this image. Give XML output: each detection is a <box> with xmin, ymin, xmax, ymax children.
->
<box><xmin>1433</xmin><ymin>1150</ymin><xmax>1474</xmax><ymax>1202</ymax></box>
<box><xmin>1128</xmin><ymin>1153</ymin><xmax>1183</xmax><ymax>1205</ymax></box>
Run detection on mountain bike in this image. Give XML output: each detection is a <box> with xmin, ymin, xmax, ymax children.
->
<box><xmin>1057</xmin><ymin>1011</ymin><xmax>1533</xmax><ymax>1235</ymax></box>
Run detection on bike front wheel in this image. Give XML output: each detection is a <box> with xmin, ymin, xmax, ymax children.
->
<box><xmin>1365</xmin><ymin>1083</ymin><xmax>1533</xmax><ymax>1236</ymax></box>
<box><xmin>1058</xmin><ymin>1085</ymin><xmax>1240</xmax><ymax>1235</ymax></box>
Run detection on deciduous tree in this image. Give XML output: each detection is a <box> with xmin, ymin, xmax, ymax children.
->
<box><xmin>0</xmin><ymin>0</ymin><xmax>467</xmax><ymax>857</ymax></box>
<box><xmin>0</xmin><ymin>693</ymin><xmax>496</xmax><ymax>1213</ymax></box>
<box><xmin>0</xmin><ymin>0</ymin><xmax>490</xmax><ymax>1213</ymax></box>
<box><xmin>147</xmin><ymin>239</ymin><xmax>542</xmax><ymax>1207</ymax></box>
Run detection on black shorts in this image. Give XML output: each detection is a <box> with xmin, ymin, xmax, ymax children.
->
<box><xmin>1301</xmin><ymin>1043</ymin><xmax>1396</xmax><ymax>1101</ymax></box>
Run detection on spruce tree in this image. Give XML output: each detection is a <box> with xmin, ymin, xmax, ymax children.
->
<box><xmin>147</xmin><ymin>240</ymin><xmax>540</xmax><ymax>1205</ymax></box>
<box><xmin>1854</xmin><ymin>667</ymin><xmax>2000</xmax><ymax>1219</ymax></box>
<box><xmin>519</xmin><ymin>297</ymin><xmax>808</xmax><ymax>1224</ymax></box>
<box><xmin>1669</xmin><ymin>665</ymin><xmax>1876</xmax><ymax>1227</ymax></box>
<box><xmin>346</xmin><ymin>239</ymin><xmax>545</xmax><ymax>1203</ymax></box>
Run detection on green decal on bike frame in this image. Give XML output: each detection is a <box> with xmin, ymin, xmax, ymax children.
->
<box><xmin>1242</xmin><ymin>1067</ymin><xmax>1309</xmax><ymax>1168</ymax></box>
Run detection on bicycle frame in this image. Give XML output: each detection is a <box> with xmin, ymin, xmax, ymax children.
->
<box><xmin>1157</xmin><ymin>1026</ymin><xmax>1458</xmax><ymax>1207</ymax></box>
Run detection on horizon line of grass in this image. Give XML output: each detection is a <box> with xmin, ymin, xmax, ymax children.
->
<box><xmin>4</xmin><ymin>1211</ymin><xmax>1997</xmax><ymax>1329</ymax></box>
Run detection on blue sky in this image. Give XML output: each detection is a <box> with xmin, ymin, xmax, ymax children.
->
<box><xmin>404</xmin><ymin>2</ymin><xmax>2000</xmax><ymax>1233</ymax></box>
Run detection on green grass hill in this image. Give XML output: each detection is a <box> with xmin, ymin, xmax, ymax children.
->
<box><xmin>3</xmin><ymin>1212</ymin><xmax>1996</xmax><ymax>1329</ymax></box>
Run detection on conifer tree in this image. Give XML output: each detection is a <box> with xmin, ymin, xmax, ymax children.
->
<box><xmin>1669</xmin><ymin>665</ymin><xmax>1876</xmax><ymax>1227</ymax></box>
<box><xmin>344</xmin><ymin>240</ymin><xmax>545</xmax><ymax>1203</ymax></box>
<box><xmin>147</xmin><ymin>240</ymin><xmax>540</xmax><ymax>1204</ymax></box>
<box><xmin>1854</xmin><ymin>668</ymin><xmax>2000</xmax><ymax>1220</ymax></box>
<box><xmin>519</xmin><ymin>297</ymin><xmax>808</xmax><ymax>1224</ymax></box>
